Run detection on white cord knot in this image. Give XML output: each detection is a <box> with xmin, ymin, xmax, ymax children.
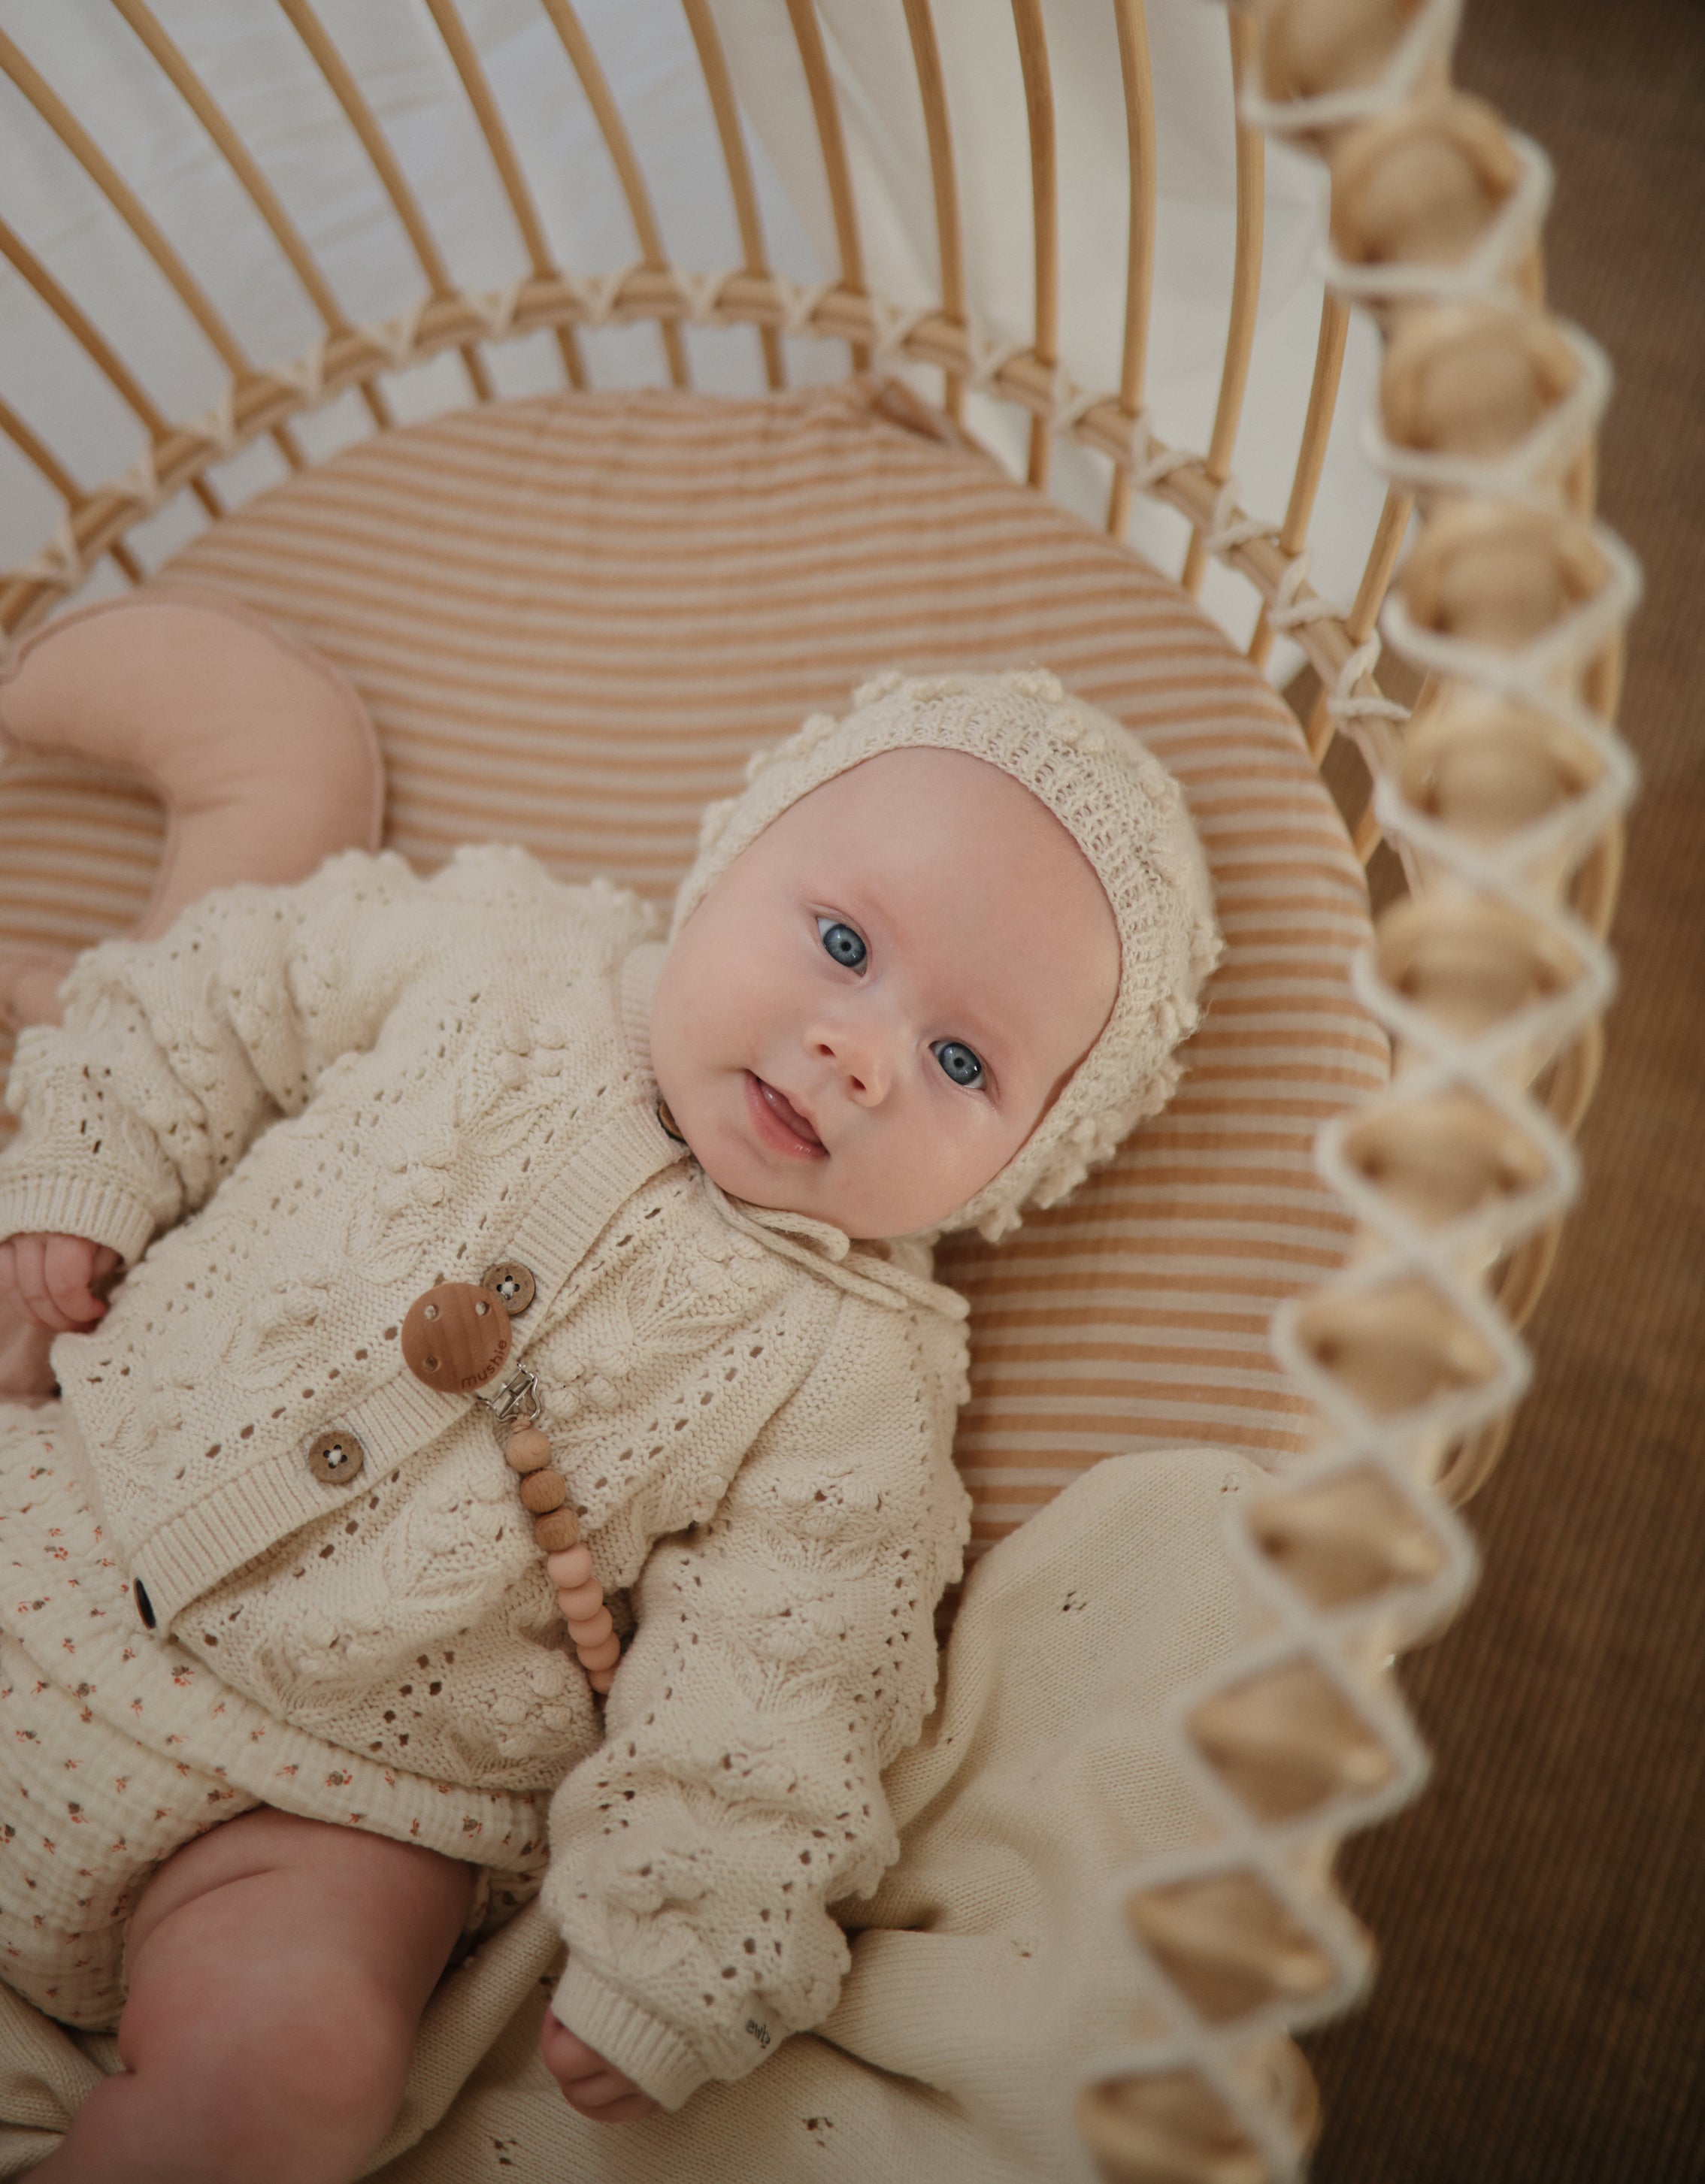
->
<box><xmin>965</xmin><ymin>328</ymin><xmax>1027</xmax><ymax>394</ymax></box>
<box><xmin>868</xmin><ymin>297</ymin><xmax>931</xmax><ymax>358</ymax></box>
<box><xmin>1265</xmin><ymin>549</ymin><xmax>1338</xmax><ymax>632</ymax></box>
<box><xmin>674</xmin><ymin>267</ymin><xmax>740</xmax><ymax>325</ymax></box>
<box><xmin>561</xmin><ymin>268</ymin><xmax>631</xmax><ymax>328</ymax></box>
<box><xmin>182</xmin><ymin>385</ymin><xmax>247</xmax><ymax>462</ymax></box>
<box><xmin>1327</xmin><ymin>634</ymin><xmax>1410</xmax><ymax>724</ymax></box>
<box><xmin>1200</xmin><ymin>475</ymin><xmax>1280</xmax><ymax>561</ymax></box>
<box><xmin>773</xmin><ymin>275</ymin><xmax>836</xmax><ymax>338</ymax></box>
<box><xmin>469</xmin><ymin>277</ymin><xmax>530</xmax><ymax>341</ymax></box>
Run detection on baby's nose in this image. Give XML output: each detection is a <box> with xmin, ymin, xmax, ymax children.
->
<box><xmin>810</xmin><ymin>1021</ymin><xmax>892</xmax><ymax>1104</ymax></box>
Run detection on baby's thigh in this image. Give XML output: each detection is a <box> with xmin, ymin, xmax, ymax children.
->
<box><xmin>127</xmin><ymin>1805</ymin><xmax>474</xmax><ymax>2007</ymax></box>
<box><xmin>0</xmin><ymin>1622</ymin><xmax>259</xmax><ymax>2030</ymax></box>
<box><xmin>119</xmin><ymin>1808</ymin><xmax>474</xmax><ymax>2134</ymax></box>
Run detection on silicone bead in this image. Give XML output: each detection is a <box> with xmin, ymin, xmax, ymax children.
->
<box><xmin>577</xmin><ymin>1634</ymin><xmax>622</xmax><ymax>1672</ymax></box>
<box><xmin>519</xmin><ymin>1468</ymin><xmax>568</xmax><ymax>1514</ymax></box>
<box><xmin>533</xmin><ymin>1508</ymin><xmax>580</xmax><ymax>1552</ymax></box>
<box><xmin>588</xmin><ymin>1668</ymin><xmax>616</xmax><ymax>1695</ymax></box>
<box><xmin>557</xmin><ymin>1578</ymin><xmax>603</xmax><ymax>1622</ymax></box>
<box><xmin>503</xmin><ymin>1427</ymin><xmax>553</xmax><ymax>1474</ymax></box>
<box><xmin>566</xmin><ymin>1606</ymin><xmax>614</xmax><ymax>1649</ymax></box>
<box><xmin>546</xmin><ymin>1544</ymin><xmax>594</xmax><ymax>1590</ymax></box>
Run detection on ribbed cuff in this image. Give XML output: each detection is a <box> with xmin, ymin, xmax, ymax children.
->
<box><xmin>0</xmin><ymin>1172</ymin><xmax>159</xmax><ymax>1266</ymax></box>
<box><xmin>550</xmin><ymin>1953</ymin><xmax>712</xmax><ymax>2113</ymax></box>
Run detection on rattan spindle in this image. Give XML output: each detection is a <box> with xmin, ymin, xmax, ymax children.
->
<box><xmin>537</xmin><ymin>0</ymin><xmax>689</xmax><ymax>390</ymax></box>
<box><xmin>275</xmin><ymin>0</ymin><xmax>496</xmax><ymax>406</ymax></box>
<box><xmin>1246</xmin><ymin>295</ymin><xmax>1350</xmax><ymax>669</ymax></box>
<box><xmin>1305</xmin><ymin>481</ymin><xmax>1413</xmax><ymax>764</ymax></box>
<box><xmin>110</xmin><ymin>0</ymin><xmax>394</xmax><ymax>435</ymax></box>
<box><xmin>1180</xmin><ymin>8</ymin><xmax>1266</xmax><ymax>597</ymax></box>
<box><xmin>0</xmin><ymin>214</ymin><xmax>220</xmax><ymax>524</ymax></box>
<box><xmin>1009</xmin><ymin>0</ymin><xmax>1060</xmax><ymax>490</ymax></box>
<box><xmin>0</xmin><ymin>23</ymin><xmax>307</xmax><ymax>478</ymax></box>
<box><xmin>900</xmin><ymin>0</ymin><xmax>968</xmax><ymax>423</ymax></box>
<box><xmin>1104</xmin><ymin>0</ymin><xmax>1158</xmax><ymax>540</ymax></box>
<box><xmin>422</xmin><ymin>0</ymin><xmax>588</xmax><ymax>390</ymax></box>
<box><xmin>677</xmin><ymin>0</ymin><xmax>786</xmax><ymax>391</ymax></box>
<box><xmin>0</xmin><ymin>395</ymin><xmax>143</xmax><ymax>588</ymax></box>
<box><xmin>783</xmin><ymin>0</ymin><xmax>871</xmax><ymax>371</ymax></box>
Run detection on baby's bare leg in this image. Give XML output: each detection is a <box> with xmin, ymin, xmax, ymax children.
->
<box><xmin>35</xmin><ymin>1807</ymin><xmax>472</xmax><ymax>2184</ymax></box>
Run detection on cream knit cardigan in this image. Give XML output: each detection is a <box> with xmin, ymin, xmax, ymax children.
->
<box><xmin>0</xmin><ymin>845</ymin><xmax>974</xmax><ymax>2109</ymax></box>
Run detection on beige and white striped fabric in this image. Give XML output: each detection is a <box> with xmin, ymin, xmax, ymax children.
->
<box><xmin>0</xmin><ymin>379</ymin><xmax>1386</xmax><ymax>1556</ymax></box>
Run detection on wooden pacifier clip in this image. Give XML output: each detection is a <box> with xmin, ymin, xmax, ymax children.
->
<box><xmin>400</xmin><ymin>1265</ymin><xmax>620</xmax><ymax>1695</ymax></box>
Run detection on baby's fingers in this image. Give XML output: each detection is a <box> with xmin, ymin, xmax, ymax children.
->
<box><xmin>539</xmin><ymin>2013</ymin><xmax>605</xmax><ymax>2084</ymax></box>
<box><xmin>4</xmin><ymin>1235</ymin><xmax>81</xmax><ymax>1333</ymax></box>
<box><xmin>538</xmin><ymin>2014</ymin><xmax>659</xmax><ymax>2120</ymax></box>
<box><xmin>44</xmin><ymin>1234</ymin><xmax>111</xmax><ymax>1326</ymax></box>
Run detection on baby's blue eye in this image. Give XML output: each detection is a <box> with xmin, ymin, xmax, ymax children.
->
<box><xmin>933</xmin><ymin>1040</ymin><xmax>984</xmax><ymax>1089</ymax></box>
<box><xmin>817</xmin><ymin>917</ymin><xmax>867</xmax><ymax>970</ymax></box>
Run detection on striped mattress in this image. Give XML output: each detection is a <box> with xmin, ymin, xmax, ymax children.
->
<box><xmin>0</xmin><ymin>378</ymin><xmax>1386</xmax><ymax>1558</ymax></box>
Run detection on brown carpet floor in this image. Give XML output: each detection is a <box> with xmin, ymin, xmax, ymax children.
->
<box><xmin>1301</xmin><ymin>4</ymin><xmax>1705</xmax><ymax>2179</ymax></box>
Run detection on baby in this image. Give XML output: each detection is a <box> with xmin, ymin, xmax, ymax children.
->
<box><xmin>0</xmin><ymin>667</ymin><xmax>1216</xmax><ymax>2180</ymax></box>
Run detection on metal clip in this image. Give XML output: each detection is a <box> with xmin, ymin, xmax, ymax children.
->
<box><xmin>479</xmin><ymin>1364</ymin><xmax>541</xmax><ymax>1433</ymax></box>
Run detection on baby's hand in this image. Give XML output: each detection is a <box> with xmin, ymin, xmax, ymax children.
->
<box><xmin>0</xmin><ymin>1233</ymin><xmax>120</xmax><ymax>1334</ymax></box>
<box><xmin>538</xmin><ymin>2011</ymin><xmax>662</xmax><ymax>2123</ymax></box>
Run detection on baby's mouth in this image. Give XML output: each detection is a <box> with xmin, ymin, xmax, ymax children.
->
<box><xmin>746</xmin><ymin>1072</ymin><xmax>827</xmax><ymax>1157</ymax></box>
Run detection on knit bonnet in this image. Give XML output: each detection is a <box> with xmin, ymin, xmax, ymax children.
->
<box><xmin>669</xmin><ymin>668</ymin><xmax>1222</xmax><ymax>1244</ymax></box>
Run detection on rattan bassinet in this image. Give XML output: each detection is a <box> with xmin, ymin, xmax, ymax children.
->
<box><xmin>0</xmin><ymin>2</ymin><xmax>1639</xmax><ymax>2177</ymax></box>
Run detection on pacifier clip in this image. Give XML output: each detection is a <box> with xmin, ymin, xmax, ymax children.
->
<box><xmin>400</xmin><ymin>1266</ymin><xmax>619</xmax><ymax>1694</ymax></box>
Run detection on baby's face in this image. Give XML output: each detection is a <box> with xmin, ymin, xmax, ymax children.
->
<box><xmin>649</xmin><ymin>749</ymin><xmax>1120</xmax><ymax>1239</ymax></box>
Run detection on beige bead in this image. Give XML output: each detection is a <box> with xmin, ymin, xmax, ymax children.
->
<box><xmin>533</xmin><ymin>1508</ymin><xmax>580</xmax><ymax>1553</ymax></box>
<box><xmin>557</xmin><ymin>1578</ymin><xmax>603</xmax><ymax>1622</ymax></box>
<box><xmin>519</xmin><ymin>1468</ymin><xmax>568</xmax><ymax>1514</ymax></box>
<box><xmin>566</xmin><ymin>1606</ymin><xmax>614</xmax><ymax>1649</ymax></box>
<box><xmin>503</xmin><ymin>1427</ymin><xmax>553</xmax><ymax>1474</ymax></box>
<box><xmin>545</xmin><ymin>1545</ymin><xmax>594</xmax><ymax>1590</ymax></box>
<box><xmin>577</xmin><ymin>1634</ymin><xmax>621</xmax><ymax>1673</ymax></box>
<box><xmin>587</xmin><ymin>1668</ymin><xmax>615</xmax><ymax>1695</ymax></box>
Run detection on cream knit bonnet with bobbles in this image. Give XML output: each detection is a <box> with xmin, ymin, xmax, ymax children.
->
<box><xmin>669</xmin><ymin>668</ymin><xmax>1223</xmax><ymax>1245</ymax></box>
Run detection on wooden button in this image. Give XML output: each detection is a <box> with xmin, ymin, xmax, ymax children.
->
<box><xmin>401</xmin><ymin>1282</ymin><xmax>511</xmax><ymax>1395</ymax></box>
<box><xmin>480</xmin><ymin>1260</ymin><xmax>536</xmax><ymax>1315</ymax></box>
<box><xmin>133</xmin><ymin>1578</ymin><xmax>157</xmax><ymax>1632</ymax></box>
<box><xmin>503</xmin><ymin>1426</ymin><xmax>553</xmax><ymax>1474</ymax></box>
<box><xmin>534</xmin><ymin>1508</ymin><xmax>580</xmax><ymax>1553</ymax></box>
<box><xmin>307</xmin><ymin>1429</ymin><xmax>365</xmax><ymax>1485</ymax></box>
<box><xmin>519</xmin><ymin>1468</ymin><xmax>568</xmax><ymax>1514</ymax></box>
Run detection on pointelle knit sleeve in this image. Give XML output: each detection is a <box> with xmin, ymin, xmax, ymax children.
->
<box><xmin>0</xmin><ymin>849</ymin><xmax>447</xmax><ymax>1266</ymax></box>
<box><xmin>542</xmin><ymin>1283</ymin><xmax>972</xmax><ymax>2110</ymax></box>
